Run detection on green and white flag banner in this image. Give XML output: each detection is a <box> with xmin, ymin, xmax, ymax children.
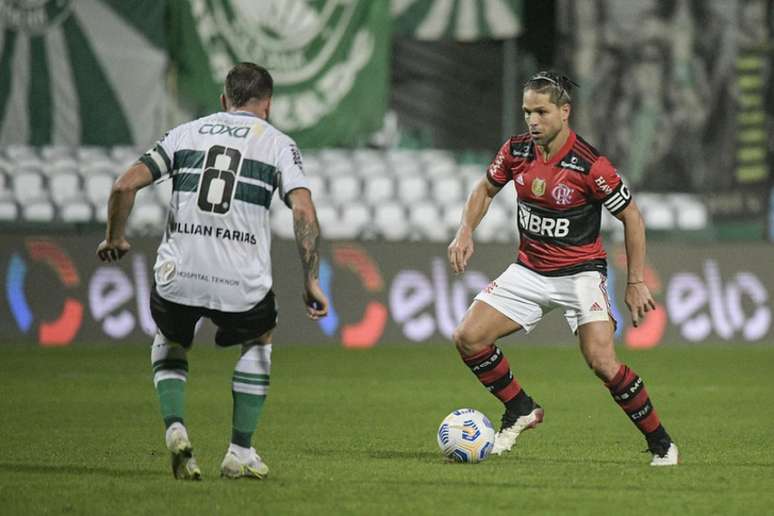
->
<box><xmin>172</xmin><ymin>0</ymin><xmax>391</xmax><ymax>148</ymax></box>
<box><xmin>0</xmin><ymin>0</ymin><xmax>167</xmax><ymax>147</ymax></box>
<box><xmin>392</xmin><ymin>0</ymin><xmax>522</xmax><ymax>41</ymax></box>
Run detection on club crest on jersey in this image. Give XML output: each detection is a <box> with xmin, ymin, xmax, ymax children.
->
<box><xmin>551</xmin><ymin>183</ymin><xmax>573</xmax><ymax>205</ymax></box>
<box><xmin>156</xmin><ymin>260</ymin><xmax>176</xmax><ymax>285</ymax></box>
<box><xmin>531</xmin><ymin>178</ymin><xmax>546</xmax><ymax>197</ymax></box>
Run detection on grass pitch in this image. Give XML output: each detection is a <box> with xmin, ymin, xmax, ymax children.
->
<box><xmin>1</xmin><ymin>343</ymin><xmax>772</xmax><ymax>515</ymax></box>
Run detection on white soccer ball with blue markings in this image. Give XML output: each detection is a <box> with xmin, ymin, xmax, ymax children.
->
<box><xmin>437</xmin><ymin>408</ymin><xmax>496</xmax><ymax>463</ymax></box>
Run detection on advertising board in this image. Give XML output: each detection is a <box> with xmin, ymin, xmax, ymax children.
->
<box><xmin>1</xmin><ymin>234</ymin><xmax>771</xmax><ymax>347</ymax></box>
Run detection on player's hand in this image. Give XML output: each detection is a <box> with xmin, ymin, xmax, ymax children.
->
<box><xmin>448</xmin><ymin>229</ymin><xmax>474</xmax><ymax>274</ymax></box>
<box><xmin>96</xmin><ymin>238</ymin><xmax>131</xmax><ymax>263</ymax></box>
<box><xmin>302</xmin><ymin>280</ymin><xmax>329</xmax><ymax>320</ymax></box>
<box><xmin>625</xmin><ymin>282</ymin><xmax>656</xmax><ymax>328</ymax></box>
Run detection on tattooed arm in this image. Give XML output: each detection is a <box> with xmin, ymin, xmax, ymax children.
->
<box><xmin>287</xmin><ymin>188</ymin><xmax>329</xmax><ymax>320</ymax></box>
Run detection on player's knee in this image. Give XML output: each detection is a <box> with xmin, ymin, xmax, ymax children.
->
<box><xmin>452</xmin><ymin>325</ymin><xmax>485</xmax><ymax>357</ymax></box>
<box><xmin>150</xmin><ymin>332</ymin><xmax>188</xmax><ymax>386</ymax></box>
<box><xmin>586</xmin><ymin>354</ymin><xmax>619</xmax><ymax>382</ymax></box>
<box><xmin>231</xmin><ymin>329</ymin><xmax>273</xmax><ymax>353</ymax></box>
<box><xmin>151</xmin><ymin>332</ymin><xmax>186</xmax><ymax>355</ymax></box>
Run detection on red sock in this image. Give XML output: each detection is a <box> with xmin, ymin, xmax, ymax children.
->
<box><xmin>605</xmin><ymin>364</ymin><xmax>662</xmax><ymax>435</ymax></box>
<box><xmin>462</xmin><ymin>345</ymin><xmax>522</xmax><ymax>403</ymax></box>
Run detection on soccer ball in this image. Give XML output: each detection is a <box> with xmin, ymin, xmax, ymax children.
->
<box><xmin>437</xmin><ymin>408</ymin><xmax>496</xmax><ymax>463</ymax></box>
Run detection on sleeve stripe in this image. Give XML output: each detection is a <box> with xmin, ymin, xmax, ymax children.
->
<box><xmin>155</xmin><ymin>144</ymin><xmax>172</xmax><ymax>171</ymax></box>
<box><xmin>139</xmin><ymin>155</ymin><xmax>162</xmax><ymax>181</ymax></box>
<box><xmin>148</xmin><ymin>149</ymin><xmax>170</xmax><ymax>175</ymax></box>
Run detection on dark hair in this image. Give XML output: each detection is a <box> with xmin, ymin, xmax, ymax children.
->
<box><xmin>224</xmin><ymin>62</ymin><xmax>273</xmax><ymax>108</ymax></box>
<box><xmin>523</xmin><ymin>71</ymin><xmax>578</xmax><ymax>106</ymax></box>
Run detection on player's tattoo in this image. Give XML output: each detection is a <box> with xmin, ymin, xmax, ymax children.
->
<box><xmin>293</xmin><ymin>211</ymin><xmax>320</xmax><ymax>280</ymax></box>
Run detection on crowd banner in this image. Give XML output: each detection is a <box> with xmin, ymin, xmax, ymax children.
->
<box><xmin>392</xmin><ymin>0</ymin><xmax>522</xmax><ymax>41</ymax></box>
<box><xmin>167</xmin><ymin>0</ymin><xmax>391</xmax><ymax>148</ymax></box>
<box><xmin>2</xmin><ymin>234</ymin><xmax>772</xmax><ymax>347</ymax></box>
<box><xmin>0</xmin><ymin>0</ymin><xmax>167</xmax><ymax>147</ymax></box>
<box><xmin>557</xmin><ymin>0</ymin><xmax>772</xmax><ymax>228</ymax></box>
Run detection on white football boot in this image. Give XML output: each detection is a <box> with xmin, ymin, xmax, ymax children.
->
<box><xmin>492</xmin><ymin>405</ymin><xmax>544</xmax><ymax>455</ymax></box>
<box><xmin>165</xmin><ymin>423</ymin><xmax>202</xmax><ymax>480</ymax></box>
<box><xmin>220</xmin><ymin>446</ymin><xmax>270</xmax><ymax>479</ymax></box>
<box><xmin>650</xmin><ymin>442</ymin><xmax>679</xmax><ymax>466</ymax></box>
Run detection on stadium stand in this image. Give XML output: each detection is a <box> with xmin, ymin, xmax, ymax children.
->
<box><xmin>364</xmin><ymin>175</ymin><xmax>395</xmax><ymax>205</ymax></box>
<box><xmin>374</xmin><ymin>201</ymin><xmax>409</xmax><ymax>240</ymax></box>
<box><xmin>0</xmin><ymin>146</ymin><xmax>710</xmax><ymax>241</ymax></box>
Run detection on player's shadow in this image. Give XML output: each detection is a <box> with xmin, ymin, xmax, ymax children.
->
<box><xmin>0</xmin><ymin>462</ymin><xmax>161</xmax><ymax>478</ymax></box>
<box><xmin>368</xmin><ymin>450</ymin><xmax>440</xmax><ymax>461</ymax></box>
<box><xmin>526</xmin><ymin>456</ymin><xmax>774</xmax><ymax>468</ymax></box>
<box><xmin>303</xmin><ymin>448</ymin><xmax>438</xmax><ymax>462</ymax></box>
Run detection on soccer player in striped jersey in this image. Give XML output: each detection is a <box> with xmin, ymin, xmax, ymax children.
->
<box><xmin>97</xmin><ymin>62</ymin><xmax>329</xmax><ymax>480</ymax></box>
<box><xmin>448</xmin><ymin>71</ymin><xmax>678</xmax><ymax>466</ymax></box>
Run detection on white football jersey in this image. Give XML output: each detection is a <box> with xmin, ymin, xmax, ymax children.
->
<box><xmin>140</xmin><ymin>111</ymin><xmax>309</xmax><ymax>311</ymax></box>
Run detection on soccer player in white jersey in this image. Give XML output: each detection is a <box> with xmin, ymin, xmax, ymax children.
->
<box><xmin>97</xmin><ymin>63</ymin><xmax>329</xmax><ymax>480</ymax></box>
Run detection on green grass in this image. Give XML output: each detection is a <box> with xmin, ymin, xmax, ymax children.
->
<box><xmin>1</xmin><ymin>343</ymin><xmax>773</xmax><ymax>515</ymax></box>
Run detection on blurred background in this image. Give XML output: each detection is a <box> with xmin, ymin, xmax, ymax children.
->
<box><xmin>1</xmin><ymin>0</ymin><xmax>773</xmax><ymax>348</ymax></box>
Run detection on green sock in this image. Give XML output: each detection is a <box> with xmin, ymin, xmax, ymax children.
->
<box><xmin>231</xmin><ymin>344</ymin><xmax>271</xmax><ymax>448</ymax></box>
<box><xmin>156</xmin><ymin>378</ymin><xmax>186</xmax><ymax>428</ymax></box>
<box><xmin>231</xmin><ymin>391</ymin><xmax>266</xmax><ymax>448</ymax></box>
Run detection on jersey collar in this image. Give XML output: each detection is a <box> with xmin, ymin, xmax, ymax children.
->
<box><xmin>534</xmin><ymin>129</ymin><xmax>576</xmax><ymax>166</ymax></box>
<box><xmin>226</xmin><ymin>111</ymin><xmax>260</xmax><ymax>118</ymax></box>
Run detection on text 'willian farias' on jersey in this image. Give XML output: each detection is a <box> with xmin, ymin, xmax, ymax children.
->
<box><xmin>139</xmin><ymin>111</ymin><xmax>310</xmax><ymax>312</ymax></box>
<box><xmin>486</xmin><ymin>130</ymin><xmax>631</xmax><ymax>276</ymax></box>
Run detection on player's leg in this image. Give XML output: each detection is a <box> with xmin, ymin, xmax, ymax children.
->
<box><xmin>149</xmin><ymin>288</ymin><xmax>202</xmax><ymax>480</ymax></box>
<box><xmin>454</xmin><ymin>266</ymin><xmax>547</xmax><ymax>454</ymax></box>
<box><xmin>212</xmin><ymin>291</ymin><xmax>277</xmax><ymax>479</ymax></box>
<box><xmin>572</xmin><ymin>288</ymin><xmax>678</xmax><ymax>466</ymax></box>
<box><xmin>453</xmin><ymin>300</ymin><xmax>532</xmax><ymax>411</ymax></box>
<box><xmin>220</xmin><ymin>333</ymin><xmax>272</xmax><ymax>479</ymax></box>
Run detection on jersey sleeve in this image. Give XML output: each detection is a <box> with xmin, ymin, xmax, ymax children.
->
<box><xmin>587</xmin><ymin>157</ymin><xmax>632</xmax><ymax>215</ymax></box>
<box><xmin>276</xmin><ymin>141</ymin><xmax>310</xmax><ymax>207</ymax></box>
<box><xmin>139</xmin><ymin>125</ymin><xmax>185</xmax><ymax>183</ymax></box>
<box><xmin>486</xmin><ymin>139</ymin><xmax>514</xmax><ymax>186</ymax></box>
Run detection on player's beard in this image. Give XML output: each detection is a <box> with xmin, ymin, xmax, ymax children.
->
<box><xmin>532</xmin><ymin>123</ymin><xmax>563</xmax><ymax>149</ymax></box>
<box><xmin>531</xmin><ymin>129</ymin><xmax>554</xmax><ymax>147</ymax></box>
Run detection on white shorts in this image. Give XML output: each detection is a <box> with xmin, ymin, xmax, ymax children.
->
<box><xmin>475</xmin><ymin>263</ymin><xmax>615</xmax><ymax>334</ymax></box>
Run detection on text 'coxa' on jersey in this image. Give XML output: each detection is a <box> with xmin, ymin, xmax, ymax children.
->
<box><xmin>139</xmin><ymin>111</ymin><xmax>310</xmax><ymax>312</ymax></box>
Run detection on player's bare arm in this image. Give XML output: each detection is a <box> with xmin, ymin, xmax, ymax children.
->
<box><xmin>288</xmin><ymin>187</ymin><xmax>329</xmax><ymax>320</ymax></box>
<box><xmin>96</xmin><ymin>161</ymin><xmax>154</xmax><ymax>263</ymax></box>
<box><xmin>615</xmin><ymin>200</ymin><xmax>656</xmax><ymax>327</ymax></box>
<box><xmin>448</xmin><ymin>177</ymin><xmax>502</xmax><ymax>274</ymax></box>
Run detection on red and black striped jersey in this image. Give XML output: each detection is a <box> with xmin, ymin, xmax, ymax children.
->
<box><xmin>486</xmin><ymin>130</ymin><xmax>631</xmax><ymax>276</ymax></box>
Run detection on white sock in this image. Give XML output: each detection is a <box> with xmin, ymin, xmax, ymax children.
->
<box><xmin>166</xmin><ymin>422</ymin><xmax>188</xmax><ymax>442</ymax></box>
<box><xmin>228</xmin><ymin>442</ymin><xmax>253</xmax><ymax>461</ymax></box>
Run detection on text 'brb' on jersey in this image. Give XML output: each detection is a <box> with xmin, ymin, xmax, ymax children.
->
<box><xmin>140</xmin><ymin>111</ymin><xmax>309</xmax><ymax>312</ymax></box>
<box><xmin>487</xmin><ymin>130</ymin><xmax>631</xmax><ymax>276</ymax></box>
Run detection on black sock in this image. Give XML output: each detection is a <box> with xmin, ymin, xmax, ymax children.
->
<box><xmin>504</xmin><ymin>389</ymin><xmax>534</xmax><ymax>415</ymax></box>
<box><xmin>646</xmin><ymin>424</ymin><xmax>671</xmax><ymax>446</ymax></box>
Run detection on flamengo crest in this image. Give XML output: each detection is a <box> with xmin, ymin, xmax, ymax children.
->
<box><xmin>551</xmin><ymin>183</ymin><xmax>573</xmax><ymax>205</ymax></box>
